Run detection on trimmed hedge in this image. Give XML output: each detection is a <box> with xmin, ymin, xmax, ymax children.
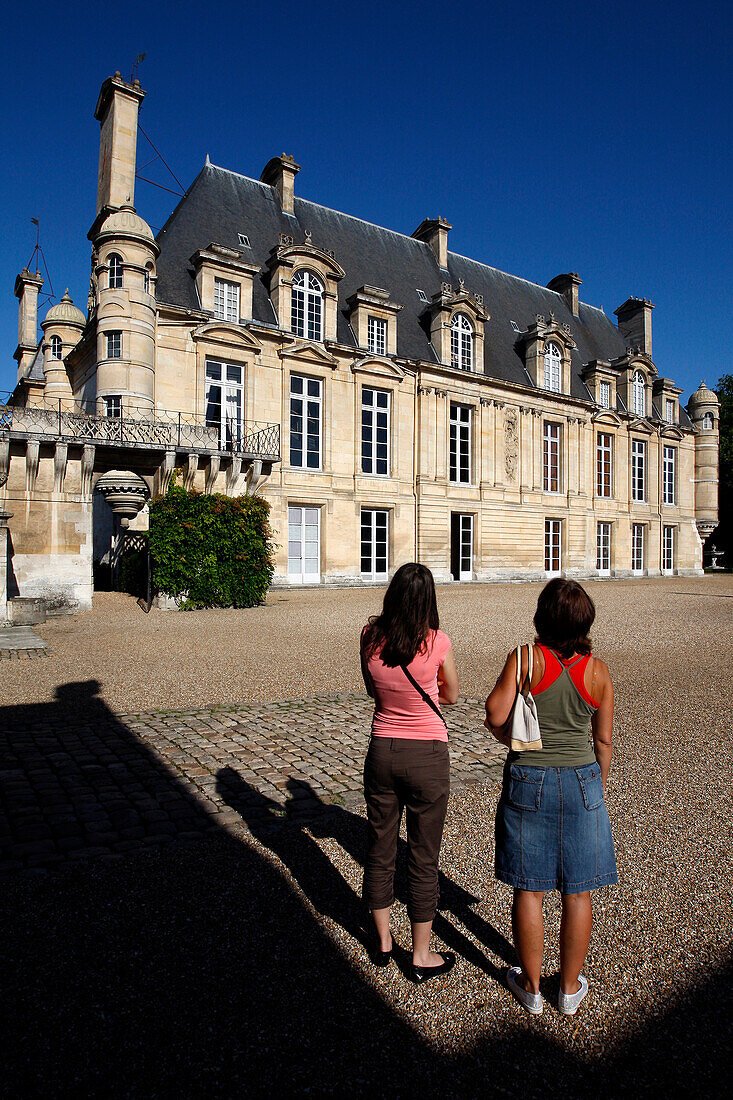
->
<box><xmin>148</xmin><ymin>480</ymin><xmax>274</xmax><ymax>608</ymax></box>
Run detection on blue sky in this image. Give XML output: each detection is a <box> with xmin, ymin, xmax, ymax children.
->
<box><xmin>1</xmin><ymin>0</ymin><xmax>730</xmax><ymax>401</ymax></box>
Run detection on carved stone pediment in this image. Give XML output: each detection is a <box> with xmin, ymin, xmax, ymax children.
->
<box><xmin>351</xmin><ymin>356</ymin><xmax>405</xmax><ymax>382</ymax></box>
<box><xmin>191</xmin><ymin>322</ymin><xmax>261</xmax><ymax>352</ymax></box>
<box><xmin>592</xmin><ymin>410</ymin><xmax>622</xmax><ymax>427</ymax></box>
<box><xmin>660</xmin><ymin>424</ymin><xmax>684</xmax><ymax>441</ymax></box>
<box><xmin>611</xmin><ymin>350</ymin><xmax>658</xmax><ymax>377</ymax></box>
<box><xmin>627</xmin><ymin>417</ymin><xmax>655</xmax><ymax>435</ymax></box>
<box><xmin>268</xmin><ymin>242</ymin><xmax>346</xmax><ymax>282</ymax></box>
<box><xmin>279</xmin><ymin>340</ymin><xmax>339</xmax><ymax>369</ymax></box>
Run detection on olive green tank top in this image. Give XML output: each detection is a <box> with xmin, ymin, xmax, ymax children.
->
<box><xmin>507</xmin><ymin>647</ymin><xmax>597</xmax><ymax>768</ymax></box>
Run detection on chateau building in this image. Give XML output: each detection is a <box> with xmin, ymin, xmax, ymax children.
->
<box><xmin>0</xmin><ymin>73</ymin><xmax>720</xmax><ymax>617</ymax></box>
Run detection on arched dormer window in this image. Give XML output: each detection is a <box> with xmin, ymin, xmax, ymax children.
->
<box><xmin>632</xmin><ymin>370</ymin><xmax>646</xmax><ymax>417</ymax></box>
<box><xmin>108</xmin><ymin>253</ymin><xmax>124</xmax><ymax>289</ymax></box>
<box><xmin>291</xmin><ymin>269</ymin><xmax>323</xmax><ymax>341</ymax></box>
<box><xmin>702</xmin><ymin>412</ymin><xmax>714</xmax><ymax>430</ymax></box>
<box><xmin>544</xmin><ymin>342</ymin><xmax>562</xmax><ymax>392</ymax></box>
<box><xmin>450</xmin><ymin>313</ymin><xmax>474</xmax><ymax>370</ymax></box>
<box><xmin>50</xmin><ymin>335</ymin><xmax>63</xmax><ymax>361</ymax></box>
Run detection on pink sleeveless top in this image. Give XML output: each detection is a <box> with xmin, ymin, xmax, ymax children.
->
<box><xmin>362</xmin><ymin>628</ymin><xmax>452</xmax><ymax>742</ymax></box>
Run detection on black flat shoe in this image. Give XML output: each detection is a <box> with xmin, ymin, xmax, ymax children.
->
<box><xmin>370</xmin><ymin>947</ymin><xmax>393</xmax><ymax>967</ymax></box>
<box><xmin>410</xmin><ymin>951</ymin><xmax>456</xmax><ymax>984</ymax></box>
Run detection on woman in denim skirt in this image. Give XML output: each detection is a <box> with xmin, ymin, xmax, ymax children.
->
<box><xmin>485</xmin><ymin>579</ymin><xmax>617</xmax><ymax>1017</ymax></box>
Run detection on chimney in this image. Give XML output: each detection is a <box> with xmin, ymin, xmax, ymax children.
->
<box><xmin>13</xmin><ymin>268</ymin><xmax>43</xmax><ymax>380</ymax></box>
<box><xmin>547</xmin><ymin>272</ymin><xmax>582</xmax><ymax>317</ymax></box>
<box><xmin>94</xmin><ymin>71</ymin><xmax>146</xmax><ymax>221</ymax></box>
<box><xmin>411</xmin><ymin>217</ymin><xmax>452</xmax><ymax>270</ymax></box>
<box><xmin>614</xmin><ymin>297</ymin><xmax>654</xmax><ymax>358</ymax></box>
<box><xmin>260</xmin><ymin>154</ymin><xmax>301</xmax><ymax>215</ymax></box>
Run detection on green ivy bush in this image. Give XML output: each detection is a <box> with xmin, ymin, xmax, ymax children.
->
<box><xmin>148</xmin><ymin>480</ymin><xmax>275</xmax><ymax>608</ymax></box>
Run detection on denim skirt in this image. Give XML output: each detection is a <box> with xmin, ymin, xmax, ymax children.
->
<box><xmin>495</xmin><ymin>761</ymin><xmax>618</xmax><ymax>893</ymax></box>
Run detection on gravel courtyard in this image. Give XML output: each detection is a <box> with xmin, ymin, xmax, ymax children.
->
<box><xmin>1</xmin><ymin>576</ymin><xmax>731</xmax><ymax>1096</ymax></box>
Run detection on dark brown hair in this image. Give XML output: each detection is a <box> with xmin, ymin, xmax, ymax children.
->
<box><xmin>533</xmin><ymin>578</ymin><xmax>595</xmax><ymax>659</ymax></box>
<box><xmin>362</xmin><ymin>562</ymin><xmax>439</xmax><ymax>667</ymax></box>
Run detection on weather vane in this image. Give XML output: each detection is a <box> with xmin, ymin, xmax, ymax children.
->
<box><xmin>131</xmin><ymin>52</ymin><xmax>146</xmax><ymax>83</ymax></box>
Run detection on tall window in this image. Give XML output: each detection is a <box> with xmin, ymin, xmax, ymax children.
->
<box><xmin>449</xmin><ymin>403</ymin><xmax>471</xmax><ymax>484</ymax></box>
<box><xmin>290</xmin><ymin>374</ymin><xmax>322</xmax><ymax>469</ymax></box>
<box><xmin>544</xmin><ymin>342</ymin><xmax>562</xmax><ymax>392</ymax></box>
<box><xmin>367</xmin><ymin>316</ymin><xmax>387</xmax><ymax>356</ymax></box>
<box><xmin>543</xmin><ymin>422</ymin><xmax>561</xmax><ymax>492</ymax></box>
<box><xmin>665</xmin><ymin>399</ymin><xmax>675</xmax><ymax>424</ymax></box>
<box><xmin>597</xmin><ymin>432</ymin><xmax>613</xmax><ymax>498</ymax></box>
<box><xmin>50</xmin><ymin>335</ymin><xmax>63</xmax><ymax>360</ymax></box>
<box><xmin>361</xmin><ymin>388</ymin><xmax>389</xmax><ymax>476</ymax></box>
<box><xmin>291</xmin><ymin>270</ymin><xmax>323</xmax><ymax>341</ymax></box>
<box><xmin>545</xmin><ymin>519</ymin><xmax>561</xmax><ymax>574</ymax></box>
<box><xmin>106</xmin><ymin>331</ymin><xmax>122</xmax><ymax>359</ymax></box>
<box><xmin>450</xmin><ymin>313</ymin><xmax>473</xmax><ymax>371</ymax></box>
<box><xmin>702</xmin><ymin>412</ymin><xmax>714</xmax><ymax>430</ymax></box>
<box><xmin>599</xmin><ymin>380</ymin><xmax>611</xmax><ymax>409</ymax></box>
<box><xmin>631</xmin><ymin>439</ymin><xmax>646</xmax><ymax>502</ymax></box>
<box><xmin>361</xmin><ymin>509</ymin><xmax>389</xmax><ymax>581</ymax></box>
<box><xmin>108</xmin><ymin>253</ymin><xmax>123</xmax><ymax>289</ymax></box>
<box><xmin>632</xmin><ymin>370</ymin><xmax>646</xmax><ymax>417</ymax></box>
<box><xmin>205</xmin><ymin>359</ymin><xmax>244</xmax><ymax>449</ymax></box>
<box><xmin>663</xmin><ymin>445</ymin><xmax>676</xmax><ymax>505</ymax></box>
<box><xmin>632</xmin><ymin>524</ymin><xmax>645</xmax><ymax>573</ymax></box>
<box><xmin>213</xmin><ymin>278</ymin><xmax>240</xmax><ymax>322</ymax></box>
<box><xmin>597</xmin><ymin>522</ymin><xmax>611</xmax><ymax>575</ymax></box>
<box><xmin>104</xmin><ymin>395</ymin><xmax>122</xmax><ymax>419</ymax></box>
<box><xmin>451</xmin><ymin>514</ymin><xmax>474</xmax><ymax>581</ymax></box>
<box><xmin>143</xmin><ymin>265</ymin><xmax>153</xmax><ymax>295</ymax></box>
<box><xmin>288</xmin><ymin>505</ymin><xmax>320</xmax><ymax>584</ymax></box>
<box><xmin>662</xmin><ymin>526</ymin><xmax>674</xmax><ymax>573</ymax></box>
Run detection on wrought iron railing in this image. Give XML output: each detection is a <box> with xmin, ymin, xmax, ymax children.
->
<box><xmin>0</xmin><ymin>395</ymin><xmax>280</xmax><ymax>461</ymax></box>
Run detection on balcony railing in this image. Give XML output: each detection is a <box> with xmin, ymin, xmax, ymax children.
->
<box><xmin>0</xmin><ymin>396</ymin><xmax>280</xmax><ymax>461</ymax></box>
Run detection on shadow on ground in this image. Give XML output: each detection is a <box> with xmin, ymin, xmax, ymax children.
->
<box><xmin>1</xmin><ymin>682</ymin><xmax>729</xmax><ymax>1097</ymax></box>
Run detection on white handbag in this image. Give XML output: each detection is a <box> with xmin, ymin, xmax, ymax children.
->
<box><xmin>510</xmin><ymin>644</ymin><xmax>543</xmax><ymax>753</ymax></box>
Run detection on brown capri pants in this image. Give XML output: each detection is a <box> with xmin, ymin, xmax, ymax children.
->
<box><xmin>362</xmin><ymin>737</ymin><xmax>450</xmax><ymax>923</ymax></box>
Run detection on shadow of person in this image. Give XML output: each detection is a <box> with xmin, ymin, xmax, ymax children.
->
<box><xmin>216</xmin><ymin>770</ymin><xmax>513</xmax><ymax>982</ymax></box>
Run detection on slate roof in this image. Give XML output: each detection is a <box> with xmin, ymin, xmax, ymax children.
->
<box><xmin>155</xmin><ymin>162</ymin><xmax>689</xmax><ymax>424</ymax></box>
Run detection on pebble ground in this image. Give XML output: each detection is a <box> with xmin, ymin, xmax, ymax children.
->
<box><xmin>1</xmin><ymin>576</ymin><xmax>731</xmax><ymax>1096</ymax></box>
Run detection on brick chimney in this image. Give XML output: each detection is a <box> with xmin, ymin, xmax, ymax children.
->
<box><xmin>93</xmin><ymin>72</ymin><xmax>146</xmax><ymax>222</ymax></box>
<box><xmin>614</xmin><ymin>297</ymin><xmax>654</xmax><ymax>357</ymax></box>
<box><xmin>260</xmin><ymin>154</ymin><xmax>301</xmax><ymax>215</ymax></box>
<box><xmin>547</xmin><ymin>272</ymin><xmax>582</xmax><ymax>317</ymax></box>
<box><xmin>13</xmin><ymin>268</ymin><xmax>43</xmax><ymax>380</ymax></box>
<box><xmin>411</xmin><ymin>217</ymin><xmax>452</xmax><ymax>270</ymax></box>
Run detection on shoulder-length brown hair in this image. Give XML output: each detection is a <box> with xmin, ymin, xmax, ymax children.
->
<box><xmin>362</xmin><ymin>562</ymin><xmax>439</xmax><ymax>667</ymax></box>
<box><xmin>533</xmin><ymin>578</ymin><xmax>595</xmax><ymax>659</ymax></box>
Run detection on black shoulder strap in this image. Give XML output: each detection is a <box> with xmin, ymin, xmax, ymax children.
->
<box><xmin>400</xmin><ymin>665</ymin><xmax>448</xmax><ymax>729</ymax></box>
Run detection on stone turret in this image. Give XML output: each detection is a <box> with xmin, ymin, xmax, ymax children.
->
<box><xmin>14</xmin><ymin>268</ymin><xmax>43</xmax><ymax>381</ymax></box>
<box><xmin>687</xmin><ymin>380</ymin><xmax>720</xmax><ymax>543</ymax></box>
<box><xmin>41</xmin><ymin>290</ymin><xmax>85</xmax><ymax>402</ymax></box>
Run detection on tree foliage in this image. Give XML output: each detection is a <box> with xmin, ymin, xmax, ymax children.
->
<box><xmin>713</xmin><ymin>375</ymin><xmax>732</xmax><ymax>566</ymax></box>
<box><xmin>148</xmin><ymin>479</ymin><xmax>275</xmax><ymax>608</ymax></box>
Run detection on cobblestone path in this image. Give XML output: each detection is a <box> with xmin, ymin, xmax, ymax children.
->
<box><xmin>0</xmin><ymin>693</ymin><xmax>503</xmax><ymax>873</ymax></box>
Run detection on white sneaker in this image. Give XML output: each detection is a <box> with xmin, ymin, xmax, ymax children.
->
<box><xmin>507</xmin><ymin>966</ymin><xmax>543</xmax><ymax>1015</ymax></box>
<box><xmin>558</xmin><ymin>974</ymin><xmax>589</xmax><ymax>1015</ymax></box>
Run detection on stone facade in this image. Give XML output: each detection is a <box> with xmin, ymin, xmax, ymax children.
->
<box><xmin>0</xmin><ymin>73</ymin><xmax>720</xmax><ymax>615</ymax></box>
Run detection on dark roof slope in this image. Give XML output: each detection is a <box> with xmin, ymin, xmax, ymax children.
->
<box><xmin>156</xmin><ymin>164</ymin><xmax>633</xmax><ymax>399</ymax></box>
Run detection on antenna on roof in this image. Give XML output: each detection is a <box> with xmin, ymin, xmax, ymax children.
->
<box><xmin>27</xmin><ymin>217</ymin><xmax>56</xmax><ymax>306</ymax></box>
<box><xmin>131</xmin><ymin>52</ymin><xmax>146</xmax><ymax>83</ymax></box>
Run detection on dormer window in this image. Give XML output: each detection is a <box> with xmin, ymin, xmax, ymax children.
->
<box><xmin>632</xmin><ymin>370</ymin><xmax>646</xmax><ymax>417</ymax></box>
<box><xmin>108</xmin><ymin>253</ymin><xmax>123</xmax><ymax>289</ymax></box>
<box><xmin>665</xmin><ymin>399</ymin><xmax>675</xmax><ymax>424</ymax></box>
<box><xmin>599</xmin><ymin>380</ymin><xmax>611</xmax><ymax>409</ymax></box>
<box><xmin>214</xmin><ymin>277</ymin><xmax>240</xmax><ymax>322</ymax></box>
<box><xmin>50</xmin><ymin>335</ymin><xmax>63</xmax><ymax>360</ymax></box>
<box><xmin>367</xmin><ymin>316</ymin><xmax>387</xmax><ymax>356</ymax></box>
<box><xmin>291</xmin><ymin>269</ymin><xmax>323</xmax><ymax>341</ymax></box>
<box><xmin>451</xmin><ymin>313</ymin><xmax>474</xmax><ymax>371</ymax></box>
<box><xmin>544</xmin><ymin>342</ymin><xmax>562</xmax><ymax>392</ymax></box>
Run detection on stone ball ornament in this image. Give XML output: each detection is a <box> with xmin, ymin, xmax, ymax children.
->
<box><xmin>95</xmin><ymin>469</ymin><xmax>150</xmax><ymax>527</ymax></box>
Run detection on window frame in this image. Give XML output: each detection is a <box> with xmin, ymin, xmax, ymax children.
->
<box><xmin>108</xmin><ymin>253</ymin><xmax>123</xmax><ymax>290</ymax></box>
<box><xmin>104</xmin><ymin>395</ymin><xmax>122</xmax><ymax>419</ymax></box>
<box><xmin>631</xmin><ymin>438</ymin><xmax>646</xmax><ymax>503</ymax></box>
<box><xmin>360</xmin><ymin>508</ymin><xmax>389</xmax><ymax>581</ymax></box>
<box><xmin>632</xmin><ymin>523</ymin><xmax>645</xmax><ymax>574</ymax></box>
<box><xmin>289</xmin><ymin>373</ymin><xmax>323</xmax><ymax>470</ymax></box>
<box><xmin>205</xmin><ymin>358</ymin><xmax>245</xmax><ymax>450</ymax></box>
<box><xmin>665</xmin><ymin>399</ymin><xmax>675</xmax><ymax>425</ymax></box>
<box><xmin>367</xmin><ymin>315</ymin><xmax>388</xmax><ymax>356</ymax></box>
<box><xmin>544</xmin><ymin>519</ymin><xmax>562</xmax><ymax>575</ymax></box>
<box><xmin>449</xmin><ymin>402</ymin><xmax>472</xmax><ymax>485</ymax></box>
<box><xmin>663</xmin><ymin>445</ymin><xmax>676</xmax><ymax>506</ymax></box>
<box><xmin>597</xmin><ymin>432</ymin><xmax>613</xmax><ymax>498</ymax></box>
<box><xmin>213</xmin><ymin>277</ymin><xmax>240</xmax><ymax>323</ymax></box>
<box><xmin>544</xmin><ymin>342</ymin><xmax>562</xmax><ymax>392</ymax></box>
<box><xmin>287</xmin><ymin>504</ymin><xmax>321</xmax><ymax>584</ymax></box>
<box><xmin>543</xmin><ymin>421</ymin><xmax>562</xmax><ymax>493</ymax></box>
<box><xmin>596</xmin><ymin>521</ymin><xmax>611</xmax><ymax>575</ymax></box>
<box><xmin>50</xmin><ymin>335</ymin><xmax>63</xmax><ymax>361</ymax></box>
<box><xmin>106</xmin><ymin>331</ymin><xmax>122</xmax><ymax>359</ymax></box>
<box><xmin>702</xmin><ymin>412</ymin><xmax>714</xmax><ymax>430</ymax></box>
<box><xmin>598</xmin><ymin>380</ymin><xmax>612</xmax><ymax>410</ymax></box>
<box><xmin>361</xmin><ymin>386</ymin><xmax>390</xmax><ymax>477</ymax></box>
<box><xmin>291</xmin><ymin>269</ymin><xmax>324</xmax><ymax>342</ymax></box>
<box><xmin>662</xmin><ymin>525</ymin><xmax>675</xmax><ymax>574</ymax></box>
<box><xmin>450</xmin><ymin>312</ymin><xmax>474</xmax><ymax>371</ymax></box>
<box><xmin>632</xmin><ymin>370</ymin><xmax>646</xmax><ymax>417</ymax></box>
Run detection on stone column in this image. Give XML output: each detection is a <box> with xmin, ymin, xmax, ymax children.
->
<box><xmin>0</xmin><ymin>510</ymin><xmax>12</xmax><ymax>623</ymax></box>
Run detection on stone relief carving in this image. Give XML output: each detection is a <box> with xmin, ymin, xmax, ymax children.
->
<box><xmin>504</xmin><ymin>408</ymin><xmax>518</xmax><ymax>481</ymax></box>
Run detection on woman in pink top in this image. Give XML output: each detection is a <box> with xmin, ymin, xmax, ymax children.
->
<box><xmin>360</xmin><ymin>563</ymin><xmax>459</xmax><ymax>983</ymax></box>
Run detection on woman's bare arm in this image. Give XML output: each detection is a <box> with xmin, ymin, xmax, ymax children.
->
<box><xmin>484</xmin><ymin>651</ymin><xmax>518</xmax><ymax>744</ymax></box>
<box><xmin>437</xmin><ymin>648</ymin><xmax>459</xmax><ymax>705</ymax></box>
<box><xmin>589</xmin><ymin>657</ymin><xmax>613</xmax><ymax>789</ymax></box>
